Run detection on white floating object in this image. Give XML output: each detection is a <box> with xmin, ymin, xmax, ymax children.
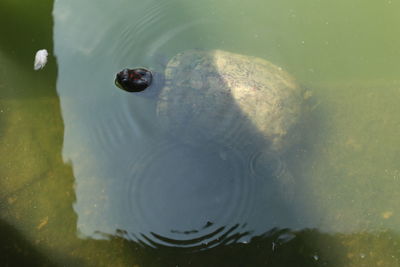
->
<box><xmin>34</xmin><ymin>49</ymin><xmax>48</xmax><ymax>70</ymax></box>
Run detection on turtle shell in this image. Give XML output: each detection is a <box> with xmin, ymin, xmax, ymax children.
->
<box><xmin>156</xmin><ymin>50</ymin><xmax>304</xmax><ymax>152</ymax></box>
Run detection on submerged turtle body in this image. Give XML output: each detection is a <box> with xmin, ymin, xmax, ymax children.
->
<box><xmin>156</xmin><ymin>50</ymin><xmax>304</xmax><ymax>152</ymax></box>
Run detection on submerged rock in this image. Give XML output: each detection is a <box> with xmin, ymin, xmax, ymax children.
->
<box><xmin>155</xmin><ymin>50</ymin><xmax>304</xmax><ymax>152</ymax></box>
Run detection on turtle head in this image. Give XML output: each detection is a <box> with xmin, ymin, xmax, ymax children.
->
<box><xmin>115</xmin><ymin>68</ymin><xmax>153</xmax><ymax>92</ymax></box>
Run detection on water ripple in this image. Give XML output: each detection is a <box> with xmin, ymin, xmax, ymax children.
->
<box><xmin>123</xmin><ymin>140</ymin><xmax>256</xmax><ymax>249</ymax></box>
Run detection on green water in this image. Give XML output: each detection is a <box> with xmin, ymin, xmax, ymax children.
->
<box><xmin>1</xmin><ymin>0</ymin><xmax>400</xmax><ymax>266</ymax></box>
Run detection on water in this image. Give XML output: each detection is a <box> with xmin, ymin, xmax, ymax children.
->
<box><xmin>1</xmin><ymin>0</ymin><xmax>400</xmax><ymax>266</ymax></box>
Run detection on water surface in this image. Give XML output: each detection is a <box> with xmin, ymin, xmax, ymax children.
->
<box><xmin>1</xmin><ymin>0</ymin><xmax>400</xmax><ymax>266</ymax></box>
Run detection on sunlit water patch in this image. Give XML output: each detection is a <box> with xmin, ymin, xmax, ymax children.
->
<box><xmin>54</xmin><ymin>0</ymin><xmax>303</xmax><ymax>250</ymax></box>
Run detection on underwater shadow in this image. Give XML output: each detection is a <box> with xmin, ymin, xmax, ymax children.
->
<box><xmin>0</xmin><ymin>219</ymin><xmax>57</xmax><ymax>267</ymax></box>
<box><xmin>104</xmin><ymin>227</ymin><xmax>360</xmax><ymax>267</ymax></box>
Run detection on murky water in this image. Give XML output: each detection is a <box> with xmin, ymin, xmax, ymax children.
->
<box><xmin>1</xmin><ymin>0</ymin><xmax>400</xmax><ymax>266</ymax></box>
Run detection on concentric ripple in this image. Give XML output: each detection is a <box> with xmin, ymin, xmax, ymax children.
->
<box><xmin>111</xmin><ymin>0</ymin><xmax>170</xmax><ymax>64</ymax></box>
<box><xmin>107</xmin><ymin>0</ymin><xmax>216</xmax><ymax>70</ymax></box>
<box><xmin>123</xmin><ymin>140</ymin><xmax>256</xmax><ymax>249</ymax></box>
<box><xmin>249</xmin><ymin>150</ymin><xmax>296</xmax><ymax>202</ymax></box>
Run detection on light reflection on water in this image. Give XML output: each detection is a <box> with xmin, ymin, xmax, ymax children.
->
<box><xmin>54</xmin><ymin>0</ymin><xmax>306</xmax><ymax>249</ymax></box>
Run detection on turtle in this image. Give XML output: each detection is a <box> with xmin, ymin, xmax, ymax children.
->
<box><xmin>116</xmin><ymin>49</ymin><xmax>305</xmax><ymax>153</ymax></box>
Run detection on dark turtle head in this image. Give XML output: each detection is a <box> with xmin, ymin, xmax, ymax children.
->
<box><xmin>115</xmin><ymin>68</ymin><xmax>153</xmax><ymax>92</ymax></box>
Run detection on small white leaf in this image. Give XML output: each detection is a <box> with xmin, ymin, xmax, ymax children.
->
<box><xmin>34</xmin><ymin>49</ymin><xmax>48</xmax><ymax>70</ymax></box>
